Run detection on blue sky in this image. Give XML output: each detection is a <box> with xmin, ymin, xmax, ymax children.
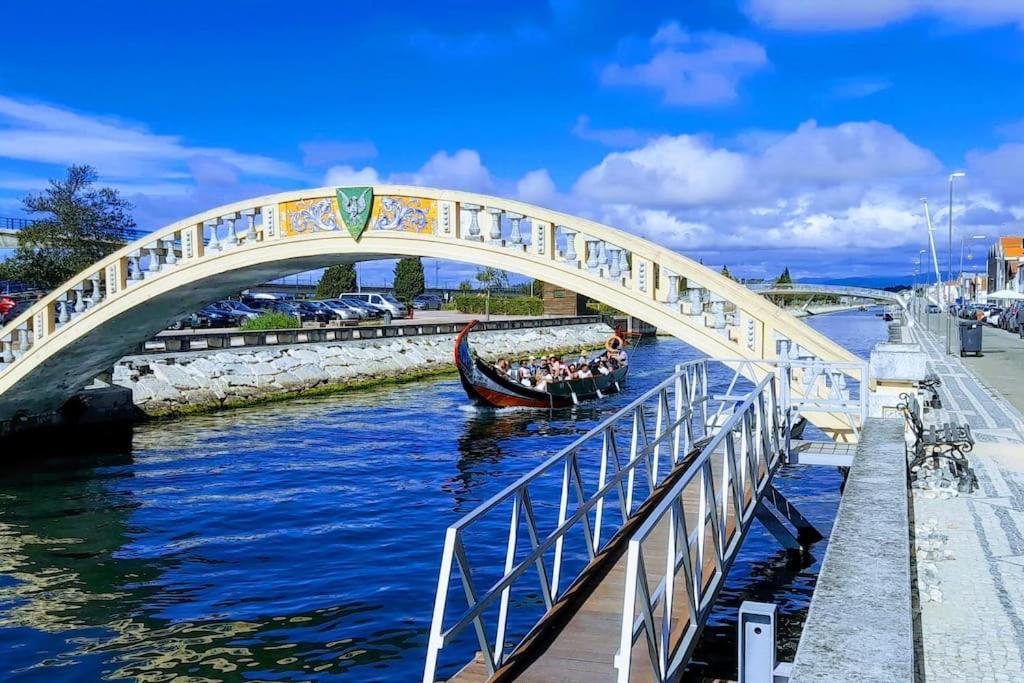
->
<box><xmin>1</xmin><ymin>0</ymin><xmax>1023</xmax><ymax>284</ymax></box>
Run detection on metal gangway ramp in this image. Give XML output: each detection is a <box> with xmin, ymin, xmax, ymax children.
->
<box><xmin>424</xmin><ymin>358</ymin><xmax>865</xmax><ymax>682</ymax></box>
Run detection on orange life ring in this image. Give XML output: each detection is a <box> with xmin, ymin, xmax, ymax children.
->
<box><xmin>606</xmin><ymin>335</ymin><xmax>624</xmax><ymax>353</ymax></box>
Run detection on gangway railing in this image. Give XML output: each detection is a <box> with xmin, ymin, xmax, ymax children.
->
<box><xmin>423</xmin><ymin>357</ymin><xmax>855</xmax><ymax>682</ymax></box>
<box><xmin>716</xmin><ymin>358</ymin><xmax>868</xmax><ymax>444</ymax></box>
<box><xmin>423</xmin><ymin>359</ymin><xmax>714</xmax><ymax>681</ymax></box>
<box><xmin>615</xmin><ymin>374</ymin><xmax>781</xmax><ymax>681</ymax></box>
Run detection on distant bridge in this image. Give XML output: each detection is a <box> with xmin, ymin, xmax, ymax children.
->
<box><xmin>749</xmin><ymin>283</ymin><xmax>908</xmax><ymax>308</ymax></box>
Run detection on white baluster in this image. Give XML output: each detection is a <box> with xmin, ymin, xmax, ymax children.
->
<box><xmin>244</xmin><ymin>211</ymin><xmax>257</xmax><ymax>242</ymax></box>
<box><xmin>486</xmin><ymin>208</ymin><xmax>503</xmax><ymax>243</ymax></box>
<box><xmin>561</xmin><ymin>227</ymin><xmax>577</xmax><ymax>264</ymax></box>
<box><xmin>206</xmin><ymin>220</ymin><xmax>221</xmax><ymax>253</ymax></box>
<box><xmin>608</xmin><ymin>247</ymin><xmax>621</xmax><ymax>279</ymax></box>
<box><xmin>508</xmin><ymin>213</ymin><xmax>524</xmax><ymax>248</ymax></box>
<box><xmin>619</xmin><ymin>250</ymin><xmax>631</xmax><ymax>280</ymax></box>
<box><xmin>534</xmin><ymin>220</ymin><xmax>546</xmax><ymax>256</ymax></box>
<box><xmin>73</xmin><ymin>285</ymin><xmax>86</xmax><ymax>315</ymax></box>
<box><xmin>597</xmin><ymin>241</ymin><xmax>609</xmax><ymax>272</ymax></box>
<box><xmin>15</xmin><ymin>324</ymin><xmax>28</xmax><ymax>357</ymax></box>
<box><xmin>163</xmin><ymin>238</ymin><xmax>177</xmax><ymax>269</ymax></box>
<box><xmin>89</xmin><ymin>273</ymin><xmax>102</xmax><ymax>306</ymax></box>
<box><xmin>713</xmin><ymin>300</ymin><xmax>726</xmax><ymax>330</ymax></box>
<box><xmin>129</xmin><ymin>251</ymin><xmax>143</xmax><ymax>283</ymax></box>
<box><xmin>146</xmin><ymin>244</ymin><xmax>161</xmax><ymax>277</ymax></box>
<box><xmin>223</xmin><ymin>216</ymin><xmax>239</xmax><ymax>248</ymax></box>
<box><xmin>665</xmin><ymin>271</ymin><xmax>680</xmax><ymax>305</ymax></box>
<box><xmin>1</xmin><ymin>339</ymin><xmax>12</xmax><ymax>364</ymax></box>
<box><xmin>585</xmin><ymin>238</ymin><xmax>599</xmax><ymax>272</ymax></box>
<box><xmin>57</xmin><ymin>298</ymin><xmax>70</xmax><ymax>325</ymax></box>
<box><xmin>463</xmin><ymin>204</ymin><xmax>482</xmax><ymax>240</ymax></box>
<box><xmin>688</xmin><ymin>287</ymin><xmax>702</xmax><ymax>315</ymax></box>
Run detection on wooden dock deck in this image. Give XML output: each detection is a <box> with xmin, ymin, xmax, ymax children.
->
<box><xmin>450</xmin><ymin>439</ymin><xmax>757</xmax><ymax>683</ymax></box>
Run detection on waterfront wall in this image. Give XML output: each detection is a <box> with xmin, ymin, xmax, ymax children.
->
<box><xmin>112</xmin><ymin>322</ymin><xmax>614</xmax><ymax>416</ymax></box>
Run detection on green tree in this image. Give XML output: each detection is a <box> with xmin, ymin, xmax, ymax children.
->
<box><xmin>0</xmin><ymin>165</ymin><xmax>134</xmax><ymax>290</ymax></box>
<box><xmin>316</xmin><ymin>264</ymin><xmax>357</xmax><ymax>298</ymax></box>
<box><xmin>458</xmin><ymin>279</ymin><xmax>474</xmax><ymax>291</ymax></box>
<box><xmin>776</xmin><ymin>267</ymin><xmax>793</xmax><ymax>285</ymax></box>
<box><xmin>720</xmin><ymin>265</ymin><xmax>733</xmax><ymax>280</ymax></box>
<box><xmin>393</xmin><ymin>257</ymin><xmax>425</xmax><ymax>302</ymax></box>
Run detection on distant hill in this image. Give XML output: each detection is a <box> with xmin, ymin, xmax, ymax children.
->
<box><xmin>796</xmin><ymin>275</ymin><xmax>914</xmax><ymax>289</ymax></box>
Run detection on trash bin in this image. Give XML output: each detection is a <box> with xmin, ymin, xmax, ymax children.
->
<box><xmin>959</xmin><ymin>321</ymin><xmax>983</xmax><ymax>357</ymax></box>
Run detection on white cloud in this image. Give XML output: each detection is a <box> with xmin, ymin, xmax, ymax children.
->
<box><xmin>390</xmin><ymin>149</ymin><xmax>494</xmax><ymax>192</ymax></box>
<box><xmin>830</xmin><ymin>77</ymin><xmax>892</xmax><ymax>99</ymax></box>
<box><xmin>574</xmin><ymin>134</ymin><xmax>751</xmax><ymax>206</ymax></box>
<box><xmin>600</xmin><ymin>22</ymin><xmax>768</xmax><ymax>106</ymax></box>
<box><xmin>569</xmin><ymin>120</ymin><xmax>955</xmax><ymax>267</ymax></box>
<box><xmin>516</xmin><ymin>169</ymin><xmax>559</xmax><ymax>205</ymax></box>
<box><xmin>744</xmin><ymin>0</ymin><xmax>1024</xmax><ymax>31</ymax></box>
<box><xmin>324</xmin><ymin>164</ymin><xmax>382</xmax><ymax>186</ymax></box>
<box><xmin>0</xmin><ymin>94</ymin><xmax>302</xmax><ymax>180</ymax></box>
<box><xmin>966</xmin><ymin>142</ymin><xmax>1024</xmax><ymax>204</ymax></box>
<box><xmin>571</xmin><ymin>115</ymin><xmax>652</xmax><ymax>148</ymax></box>
<box><xmin>757</xmin><ymin>120</ymin><xmax>940</xmax><ymax>184</ymax></box>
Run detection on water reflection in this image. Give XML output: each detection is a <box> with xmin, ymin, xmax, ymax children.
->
<box><xmin>0</xmin><ymin>311</ymin><xmax>886</xmax><ymax>681</ymax></box>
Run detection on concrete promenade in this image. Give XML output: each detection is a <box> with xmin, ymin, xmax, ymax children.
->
<box><xmin>910</xmin><ymin>316</ymin><xmax>1024</xmax><ymax>681</ymax></box>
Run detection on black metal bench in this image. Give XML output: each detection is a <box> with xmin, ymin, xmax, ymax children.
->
<box><xmin>898</xmin><ymin>392</ymin><xmax>977</xmax><ymax>492</ymax></box>
<box><xmin>919</xmin><ymin>372</ymin><xmax>942</xmax><ymax>409</ymax></box>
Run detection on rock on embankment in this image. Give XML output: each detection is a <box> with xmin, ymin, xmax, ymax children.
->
<box><xmin>112</xmin><ymin>322</ymin><xmax>614</xmax><ymax>416</ymax></box>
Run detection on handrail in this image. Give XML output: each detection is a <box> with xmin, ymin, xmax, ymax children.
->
<box><xmin>615</xmin><ymin>374</ymin><xmax>782</xmax><ymax>681</ymax></box>
<box><xmin>423</xmin><ymin>359</ymin><xmax>712</xmax><ymax>681</ymax></box>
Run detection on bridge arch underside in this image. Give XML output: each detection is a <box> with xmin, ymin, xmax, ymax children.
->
<box><xmin>0</xmin><ymin>234</ymin><xmax>739</xmax><ymax>423</ymax></box>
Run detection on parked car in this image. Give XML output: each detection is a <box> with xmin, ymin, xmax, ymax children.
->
<box><xmin>0</xmin><ymin>296</ymin><xmax>16</xmax><ymax>321</ymax></box>
<box><xmin>340</xmin><ymin>297</ymin><xmax>381</xmax><ymax>318</ymax></box>
<box><xmin>1</xmin><ymin>299</ymin><xmax>33</xmax><ymax>325</ymax></box>
<box><xmin>313</xmin><ymin>299</ymin><xmax>359</xmax><ymax>322</ymax></box>
<box><xmin>246</xmin><ymin>298</ymin><xmax>308</xmax><ymax>324</ymax></box>
<box><xmin>330</xmin><ymin>298</ymin><xmax>369</xmax><ymax>319</ymax></box>
<box><xmin>343</xmin><ymin>292</ymin><xmax>407</xmax><ymax>318</ymax></box>
<box><xmin>412</xmin><ymin>294</ymin><xmax>443</xmax><ymax>310</ymax></box>
<box><xmin>209</xmin><ymin>301</ymin><xmax>261</xmax><ymax>325</ymax></box>
<box><xmin>293</xmin><ymin>300</ymin><xmax>332</xmax><ymax>324</ymax></box>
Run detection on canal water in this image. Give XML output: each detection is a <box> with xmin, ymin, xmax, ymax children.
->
<box><xmin>0</xmin><ymin>309</ymin><xmax>886</xmax><ymax>682</ymax></box>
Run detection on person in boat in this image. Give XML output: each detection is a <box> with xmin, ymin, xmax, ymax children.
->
<box><xmin>597</xmin><ymin>360</ymin><xmax>611</xmax><ymax>376</ymax></box>
<box><xmin>578</xmin><ymin>364</ymin><xmax>593</xmax><ymax>379</ymax></box>
<box><xmin>517</xmin><ymin>362</ymin><xmax>533</xmax><ymax>386</ymax></box>
<box><xmin>496</xmin><ymin>358</ymin><xmax>511</xmax><ymax>376</ymax></box>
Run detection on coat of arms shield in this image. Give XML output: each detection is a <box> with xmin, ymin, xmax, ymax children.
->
<box><xmin>336</xmin><ymin>187</ymin><xmax>373</xmax><ymax>240</ymax></box>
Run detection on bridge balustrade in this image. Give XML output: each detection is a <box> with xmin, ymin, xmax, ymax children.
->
<box><xmin>0</xmin><ymin>186</ymin><xmax>860</xmax><ymax>433</ymax></box>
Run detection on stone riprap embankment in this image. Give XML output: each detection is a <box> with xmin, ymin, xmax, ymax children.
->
<box><xmin>112</xmin><ymin>322</ymin><xmax>613</xmax><ymax>416</ymax></box>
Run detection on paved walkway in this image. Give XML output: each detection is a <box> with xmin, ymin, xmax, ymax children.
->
<box><xmin>910</xmin><ymin>320</ymin><xmax>1024</xmax><ymax>681</ymax></box>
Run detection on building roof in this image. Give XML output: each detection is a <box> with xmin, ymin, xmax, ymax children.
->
<box><xmin>999</xmin><ymin>236</ymin><xmax>1024</xmax><ymax>259</ymax></box>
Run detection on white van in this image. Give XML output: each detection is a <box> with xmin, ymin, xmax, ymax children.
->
<box><xmin>343</xmin><ymin>292</ymin><xmax>408</xmax><ymax>318</ymax></box>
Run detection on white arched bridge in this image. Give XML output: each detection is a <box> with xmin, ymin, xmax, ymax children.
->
<box><xmin>0</xmin><ymin>185</ymin><xmax>861</xmax><ymax>435</ymax></box>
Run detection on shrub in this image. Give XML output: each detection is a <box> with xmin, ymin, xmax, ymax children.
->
<box><xmin>451</xmin><ymin>294</ymin><xmax>544</xmax><ymax>316</ymax></box>
<box><xmin>240</xmin><ymin>312</ymin><xmax>301</xmax><ymax>330</ymax></box>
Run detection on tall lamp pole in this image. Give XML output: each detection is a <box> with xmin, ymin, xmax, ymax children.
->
<box><xmin>946</xmin><ymin>172</ymin><xmax>966</xmax><ymax>355</ymax></box>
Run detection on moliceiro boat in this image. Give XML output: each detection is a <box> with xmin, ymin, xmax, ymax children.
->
<box><xmin>454</xmin><ymin>320</ymin><xmax>628</xmax><ymax>408</ymax></box>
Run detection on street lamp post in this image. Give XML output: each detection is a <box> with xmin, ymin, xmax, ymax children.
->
<box><xmin>946</xmin><ymin>172</ymin><xmax>966</xmax><ymax>355</ymax></box>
